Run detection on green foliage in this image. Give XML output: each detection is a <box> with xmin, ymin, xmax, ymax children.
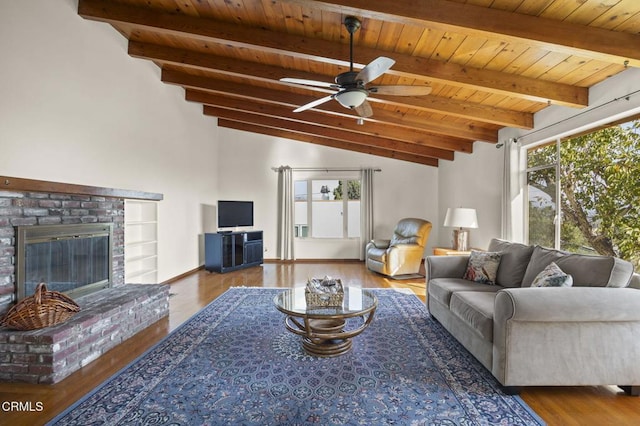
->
<box><xmin>333</xmin><ymin>180</ymin><xmax>361</xmax><ymax>200</ymax></box>
<box><xmin>528</xmin><ymin>205</ymin><xmax>555</xmax><ymax>248</ymax></box>
<box><xmin>528</xmin><ymin>119</ymin><xmax>640</xmax><ymax>269</ymax></box>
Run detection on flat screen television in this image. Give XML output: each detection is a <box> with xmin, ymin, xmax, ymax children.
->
<box><xmin>218</xmin><ymin>200</ymin><xmax>254</xmax><ymax>228</ymax></box>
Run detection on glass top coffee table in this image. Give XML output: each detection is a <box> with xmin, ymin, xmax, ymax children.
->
<box><xmin>274</xmin><ymin>287</ymin><xmax>377</xmax><ymax>357</ymax></box>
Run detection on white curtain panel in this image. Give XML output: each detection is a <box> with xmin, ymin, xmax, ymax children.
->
<box><xmin>501</xmin><ymin>138</ymin><xmax>519</xmax><ymax>242</ymax></box>
<box><xmin>277</xmin><ymin>166</ymin><xmax>295</xmax><ymax>260</ymax></box>
<box><xmin>360</xmin><ymin>168</ymin><xmax>375</xmax><ymax>260</ymax></box>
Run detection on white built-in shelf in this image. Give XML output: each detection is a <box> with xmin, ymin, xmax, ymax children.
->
<box><xmin>124</xmin><ymin>200</ymin><xmax>158</xmax><ymax>284</ymax></box>
<box><xmin>126</xmin><ymin>254</ymin><xmax>158</xmax><ymax>263</ymax></box>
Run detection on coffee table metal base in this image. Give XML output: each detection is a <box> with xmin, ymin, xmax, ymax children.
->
<box><xmin>284</xmin><ymin>315</ymin><xmax>370</xmax><ymax>357</ymax></box>
<box><xmin>302</xmin><ymin>337</ymin><xmax>352</xmax><ymax>357</ymax></box>
<box><xmin>302</xmin><ymin>318</ymin><xmax>352</xmax><ymax>357</ymax></box>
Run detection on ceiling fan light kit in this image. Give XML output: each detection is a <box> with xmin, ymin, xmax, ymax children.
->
<box><xmin>335</xmin><ymin>88</ymin><xmax>368</xmax><ymax>108</ymax></box>
<box><xmin>280</xmin><ymin>16</ymin><xmax>432</xmax><ymax>120</ymax></box>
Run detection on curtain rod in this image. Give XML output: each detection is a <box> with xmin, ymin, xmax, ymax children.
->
<box><xmin>271</xmin><ymin>167</ymin><xmax>381</xmax><ymax>172</ymax></box>
<box><xmin>515</xmin><ymin>88</ymin><xmax>640</xmax><ymax>142</ymax></box>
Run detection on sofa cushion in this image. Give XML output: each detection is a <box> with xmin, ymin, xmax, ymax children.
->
<box><xmin>488</xmin><ymin>238</ymin><xmax>535</xmax><ymax>288</ymax></box>
<box><xmin>450</xmin><ymin>291</ymin><xmax>497</xmax><ymax>342</ymax></box>
<box><xmin>531</xmin><ymin>262</ymin><xmax>573</xmax><ymax>287</ymax></box>
<box><xmin>522</xmin><ymin>246</ymin><xmax>634</xmax><ymax>288</ymax></box>
<box><xmin>428</xmin><ymin>278</ymin><xmax>501</xmax><ymax>307</ymax></box>
<box><xmin>463</xmin><ymin>250</ymin><xmax>502</xmax><ymax>285</ymax></box>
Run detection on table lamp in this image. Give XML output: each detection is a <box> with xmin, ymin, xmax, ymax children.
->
<box><xmin>443</xmin><ymin>208</ymin><xmax>478</xmax><ymax>251</ymax></box>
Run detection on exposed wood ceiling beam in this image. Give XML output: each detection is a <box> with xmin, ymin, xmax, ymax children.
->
<box><xmin>203</xmin><ymin>105</ymin><xmax>466</xmax><ymax>159</ymax></box>
<box><xmin>288</xmin><ymin>0</ymin><xmax>640</xmax><ymax>67</ymax></box>
<box><xmin>198</xmin><ymin>95</ymin><xmax>474</xmax><ymax>151</ymax></box>
<box><xmin>219</xmin><ymin>119</ymin><xmax>439</xmax><ymax>167</ymax></box>
<box><xmin>75</xmin><ymin>0</ymin><xmax>639</xmax><ymax>168</ymax></box>
<box><xmin>132</xmin><ymin>43</ymin><xmax>494</xmax><ymax>142</ymax></box>
<box><xmin>186</xmin><ymin>89</ymin><xmax>498</xmax><ymax>144</ymax></box>
<box><xmin>191</xmin><ymin>91</ymin><xmax>455</xmax><ymax>159</ymax></box>
<box><xmin>175</xmin><ymin>74</ymin><xmax>498</xmax><ymax>143</ymax></box>
<box><xmin>78</xmin><ymin>0</ymin><xmax>588</xmax><ymax>107</ymax></box>
<box><xmin>162</xmin><ymin>69</ymin><xmax>533</xmax><ymax>129</ymax></box>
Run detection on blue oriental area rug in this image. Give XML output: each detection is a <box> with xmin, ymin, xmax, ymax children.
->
<box><xmin>49</xmin><ymin>287</ymin><xmax>544</xmax><ymax>425</ymax></box>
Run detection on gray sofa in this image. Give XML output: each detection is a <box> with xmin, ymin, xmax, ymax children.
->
<box><xmin>426</xmin><ymin>238</ymin><xmax>640</xmax><ymax>395</ymax></box>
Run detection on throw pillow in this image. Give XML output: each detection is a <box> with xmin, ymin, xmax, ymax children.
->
<box><xmin>531</xmin><ymin>262</ymin><xmax>573</xmax><ymax>287</ymax></box>
<box><xmin>463</xmin><ymin>250</ymin><xmax>502</xmax><ymax>285</ymax></box>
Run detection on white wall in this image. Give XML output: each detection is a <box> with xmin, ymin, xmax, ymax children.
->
<box><xmin>437</xmin><ymin>143</ymin><xmax>503</xmax><ymax>250</ymax></box>
<box><xmin>216</xmin><ymin>128</ymin><xmax>439</xmax><ymax>259</ymax></box>
<box><xmin>0</xmin><ymin>1</ymin><xmax>220</xmax><ymax>282</ymax></box>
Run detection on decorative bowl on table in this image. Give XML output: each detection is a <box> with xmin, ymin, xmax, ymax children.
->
<box><xmin>305</xmin><ymin>276</ymin><xmax>344</xmax><ymax>308</ymax></box>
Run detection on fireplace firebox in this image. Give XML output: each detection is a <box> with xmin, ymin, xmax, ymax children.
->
<box><xmin>15</xmin><ymin>223</ymin><xmax>113</xmax><ymax>301</ymax></box>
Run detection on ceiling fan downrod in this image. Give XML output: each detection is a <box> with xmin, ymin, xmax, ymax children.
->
<box><xmin>344</xmin><ymin>16</ymin><xmax>361</xmax><ymax>74</ymax></box>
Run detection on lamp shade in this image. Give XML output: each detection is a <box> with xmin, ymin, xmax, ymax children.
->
<box><xmin>443</xmin><ymin>208</ymin><xmax>478</xmax><ymax>229</ymax></box>
<box><xmin>334</xmin><ymin>88</ymin><xmax>368</xmax><ymax>109</ymax></box>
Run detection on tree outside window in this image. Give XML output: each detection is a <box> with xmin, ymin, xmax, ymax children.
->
<box><xmin>527</xmin><ymin>118</ymin><xmax>640</xmax><ymax>269</ymax></box>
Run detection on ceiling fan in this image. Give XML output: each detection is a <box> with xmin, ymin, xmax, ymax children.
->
<box><xmin>280</xmin><ymin>16</ymin><xmax>432</xmax><ymax>118</ymax></box>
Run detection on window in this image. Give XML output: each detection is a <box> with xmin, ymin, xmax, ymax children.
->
<box><xmin>525</xmin><ymin>117</ymin><xmax>640</xmax><ymax>269</ymax></box>
<box><xmin>294</xmin><ymin>179</ymin><xmax>361</xmax><ymax>239</ymax></box>
<box><xmin>526</xmin><ymin>142</ymin><xmax>558</xmax><ymax>249</ymax></box>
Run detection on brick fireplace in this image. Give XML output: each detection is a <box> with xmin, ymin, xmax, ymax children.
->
<box><xmin>0</xmin><ymin>177</ymin><xmax>168</xmax><ymax>383</ymax></box>
<box><xmin>0</xmin><ymin>190</ymin><xmax>125</xmax><ymax>314</ymax></box>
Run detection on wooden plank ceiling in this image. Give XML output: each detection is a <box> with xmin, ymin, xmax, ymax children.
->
<box><xmin>78</xmin><ymin>0</ymin><xmax>640</xmax><ymax>167</ymax></box>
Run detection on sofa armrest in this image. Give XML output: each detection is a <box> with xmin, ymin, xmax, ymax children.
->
<box><xmin>630</xmin><ymin>273</ymin><xmax>640</xmax><ymax>290</ymax></box>
<box><xmin>493</xmin><ymin>287</ymin><xmax>640</xmax><ymax>387</ymax></box>
<box><xmin>370</xmin><ymin>239</ymin><xmax>391</xmax><ymax>249</ymax></box>
<box><xmin>426</xmin><ymin>255</ymin><xmax>469</xmax><ymax>280</ymax></box>
<box><xmin>495</xmin><ymin>287</ymin><xmax>640</xmax><ymax>323</ymax></box>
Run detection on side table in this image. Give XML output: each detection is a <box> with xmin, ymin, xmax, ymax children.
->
<box><xmin>433</xmin><ymin>247</ymin><xmax>472</xmax><ymax>256</ymax></box>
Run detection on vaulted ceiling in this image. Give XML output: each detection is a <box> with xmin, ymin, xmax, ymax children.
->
<box><xmin>78</xmin><ymin>0</ymin><xmax>640</xmax><ymax>167</ymax></box>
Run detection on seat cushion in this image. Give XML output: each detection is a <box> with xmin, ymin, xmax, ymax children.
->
<box><xmin>488</xmin><ymin>238</ymin><xmax>535</xmax><ymax>288</ymax></box>
<box><xmin>428</xmin><ymin>278</ymin><xmax>501</xmax><ymax>307</ymax></box>
<box><xmin>449</xmin><ymin>291</ymin><xmax>497</xmax><ymax>342</ymax></box>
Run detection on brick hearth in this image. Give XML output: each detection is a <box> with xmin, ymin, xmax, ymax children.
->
<box><xmin>0</xmin><ymin>284</ymin><xmax>169</xmax><ymax>383</ymax></box>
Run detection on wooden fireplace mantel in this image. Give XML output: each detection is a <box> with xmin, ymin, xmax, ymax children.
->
<box><xmin>0</xmin><ymin>176</ymin><xmax>163</xmax><ymax>201</ymax></box>
<box><xmin>0</xmin><ymin>176</ymin><xmax>164</xmax><ymax>201</ymax></box>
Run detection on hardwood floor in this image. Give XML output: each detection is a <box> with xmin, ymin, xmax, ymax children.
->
<box><xmin>0</xmin><ymin>262</ymin><xmax>638</xmax><ymax>425</ymax></box>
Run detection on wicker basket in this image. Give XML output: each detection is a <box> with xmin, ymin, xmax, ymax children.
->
<box><xmin>0</xmin><ymin>283</ymin><xmax>81</xmax><ymax>331</ymax></box>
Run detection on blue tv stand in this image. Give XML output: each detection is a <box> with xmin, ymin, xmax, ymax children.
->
<box><xmin>204</xmin><ymin>231</ymin><xmax>263</xmax><ymax>273</ymax></box>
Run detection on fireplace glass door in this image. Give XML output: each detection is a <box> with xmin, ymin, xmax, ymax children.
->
<box><xmin>16</xmin><ymin>224</ymin><xmax>113</xmax><ymax>300</ymax></box>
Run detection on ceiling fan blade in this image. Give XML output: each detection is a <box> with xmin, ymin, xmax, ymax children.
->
<box><xmin>354</xmin><ymin>101</ymin><xmax>373</xmax><ymax>118</ymax></box>
<box><xmin>293</xmin><ymin>95</ymin><xmax>335</xmax><ymax>113</ymax></box>
<box><xmin>356</xmin><ymin>57</ymin><xmax>395</xmax><ymax>84</ymax></box>
<box><xmin>280</xmin><ymin>77</ymin><xmax>337</xmax><ymax>89</ymax></box>
<box><xmin>369</xmin><ymin>85</ymin><xmax>433</xmax><ymax>96</ymax></box>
